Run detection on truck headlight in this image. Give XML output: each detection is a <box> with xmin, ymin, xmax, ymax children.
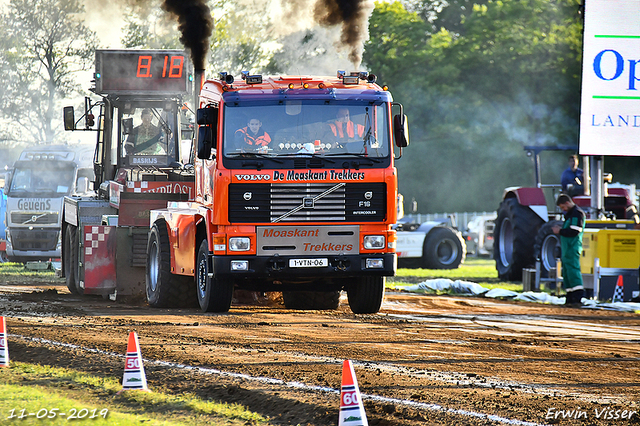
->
<box><xmin>366</xmin><ymin>258</ymin><xmax>384</xmax><ymax>269</ymax></box>
<box><xmin>363</xmin><ymin>235</ymin><xmax>385</xmax><ymax>250</ymax></box>
<box><xmin>228</xmin><ymin>237</ymin><xmax>250</xmax><ymax>251</ymax></box>
<box><xmin>231</xmin><ymin>260</ymin><xmax>249</xmax><ymax>271</ymax></box>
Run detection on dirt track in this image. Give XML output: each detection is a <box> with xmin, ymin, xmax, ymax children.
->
<box><xmin>1</xmin><ymin>278</ymin><xmax>639</xmax><ymax>426</ymax></box>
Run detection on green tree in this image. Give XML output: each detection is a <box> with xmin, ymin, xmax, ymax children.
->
<box><xmin>364</xmin><ymin>0</ymin><xmax>584</xmax><ymax>213</ymax></box>
<box><xmin>120</xmin><ymin>5</ymin><xmax>183</xmax><ymax>50</ymax></box>
<box><xmin>209</xmin><ymin>6</ymin><xmax>273</xmax><ymax>76</ymax></box>
<box><xmin>0</xmin><ymin>0</ymin><xmax>96</xmax><ymax>144</ymax></box>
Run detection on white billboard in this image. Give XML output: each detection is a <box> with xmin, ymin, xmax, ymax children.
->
<box><xmin>580</xmin><ymin>0</ymin><xmax>640</xmax><ymax>156</ymax></box>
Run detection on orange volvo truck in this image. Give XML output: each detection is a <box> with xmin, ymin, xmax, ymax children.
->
<box><xmin>147</xmin><ymin>71</ymin><xmax>409</xmax><ymax>313</ymax></box>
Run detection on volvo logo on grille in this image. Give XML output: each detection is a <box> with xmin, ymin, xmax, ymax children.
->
<box><xmin>364</xmin><ymin>191</ymin><xmax>373</xmax><ymax>200</ymax></box>
<box><xmin>243</xmin><ymin>192</ymin><xmax>252</xmax><ymax>201</ymax></box>
<box><xmin>303</xmin><ymin>197</ymin><xmax>314</xmax><ymax>208</ymax></box>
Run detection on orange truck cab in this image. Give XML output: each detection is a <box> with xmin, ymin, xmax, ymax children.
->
<box><xmin>147</xmin><ymin>71</ymin><xmax>409</xmax><ymax>313</ymax></box>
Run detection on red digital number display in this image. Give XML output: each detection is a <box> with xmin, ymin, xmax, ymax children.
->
<box><xmin>95</xmin><ymin>50</ymin><xmax>190</xmax><ymax>95</ymax></box>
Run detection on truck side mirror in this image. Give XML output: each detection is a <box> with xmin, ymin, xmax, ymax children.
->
<box><xmin>197</xmin><ymin>126</ymin><xmax>213</xmax><ymax>160</ymax></box>
<box><xmin>393</xmin><ymin>114</ymin><xmax>409</xmax><ymax>148</ymax></box>
<box><xmin>76</xmin><ymin>177</ymin><xmax>89</xmax><ymax>194</ymax></box>
<box><xmin>122</xmin><ymin>118</ymin><xmax>133</xmax><ymax>135</ymax></box>
<box><xmin>63</xmin><ymin>106</ymin><xmax>75</xmax><ymax>131</ymax></box>
<box><xmin>196</xmin><ymin>106</ymin><xmax>218</xmax><ymax>160</ymax></box>
<box><xmin>197</xmin><ymin>107</ymin><xmax>216</xmax><ymax>125</ymax></box>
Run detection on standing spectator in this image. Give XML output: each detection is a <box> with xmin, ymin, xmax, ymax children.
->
<box><xmin>561</xmin><ymin>155</ymin><xmax>584</xmax><ymax>196</ymax></box>
<box><xmin>552</xmin><ymin>194</ymin><xmax>586</xmax><ymax>306</ymax></box>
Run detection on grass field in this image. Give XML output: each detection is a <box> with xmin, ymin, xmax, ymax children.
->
<box><xmin>391</xmin><ymin>257</ymin><xmax>523</xmax><ymax>292</ymax></box>
<box><xmin>0</xmin><ymin>363</ymin><xmax>268</xmax><ymax>426</ymax></box>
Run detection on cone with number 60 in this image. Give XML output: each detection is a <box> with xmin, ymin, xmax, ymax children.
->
<box><xmin>117</xmin><ymin>332</ymin><xmax>149</xmax><ymax>394</ymax></box>
<box><xmin>338</xmin><ymin>360</ymin><xmax>368</xmax><ymax>426</ymax></box>
<box><xmin>0</xmin><ymin>316</ymin><xmax>9</xmax><ymax>367</ymax></box>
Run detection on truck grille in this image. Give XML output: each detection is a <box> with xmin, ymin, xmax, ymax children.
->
<box><xmin>11</xmin><ymin>229</ymin><xmax>59</xmax><ymax>251</ymax></box>
<box><xmin>11</xmin><ymin>212</ymin><xmax>59</xmax><ymax>225</ymax></box>
<box><xmin>229</xmin><ymin>182</ymin><xmax>386</xmax><ymax>223</ymax></box>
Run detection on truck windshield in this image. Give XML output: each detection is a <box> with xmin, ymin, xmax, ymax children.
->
<box><xmin>8</xmin><ymin>164</ymin><xmax>75</xmax><ymax>196</ymax></box>
<box><xmin>122</xmin><ymin>107</ymin><xmax>172</xmax><ymax>157</ymax></box>
<box><xmin>223</xmin><ymin>101</ymin><xmax>390</xmax><ymax>159</ymax></box>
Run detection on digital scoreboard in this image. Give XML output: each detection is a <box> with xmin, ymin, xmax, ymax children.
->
<box><xmin>94</xmin><ymin>49</ymin><xmax>192</xmax><ymax>95</ymax></box>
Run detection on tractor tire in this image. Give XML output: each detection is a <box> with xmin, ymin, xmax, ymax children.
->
<box><xmin>146</xmin><ymin>220</ymin><xmax>197</xmax><ymax>308</ymax></box>
<box><xmin>64</xmin><ymin>225</ymin><xmax>80</xmax><ymax>294</ymax></box>
<box><xmin>534</xmin><ymin>220</ymin><xmax>562</xmax><ymax>278</ymax></box>
<box><xmin>282</xmin><ymin>290</ymin><xmax>341</xmax><ymax>310</ymax></box>
<box><xmin>196</xmin><ymin>239</ymin><xmax>234</xmax><ymax>312</ymax></box>
<box><xmin>494</xmin><ymin>198</ymin><xmax>544</xmax><ymax>281</ymax></box>
<box><xmin>422</xmin><ymin>227</ymin><xmax>466</xmax><ymax>269</ymax></box>
<box><xmin>347</xmin><ymin>276</ymin><xmax>385</xmax><ymax>314</ymax></box>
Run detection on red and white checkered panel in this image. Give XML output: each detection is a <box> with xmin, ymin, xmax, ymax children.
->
<box><xmin>83</xmin><ymin>226</ymin><xmax>116</xmax><ymax>295</ymax></box>
<box><xmin>127</xmin><ymin>181</ymin><xmax>150</xmax><ymax>193</ymax></box>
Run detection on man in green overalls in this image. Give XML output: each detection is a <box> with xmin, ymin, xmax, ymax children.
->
<box><xmin>552</xmin><ymin>194</ymin><xmax>586</xmax><ymax>306</ymax></box>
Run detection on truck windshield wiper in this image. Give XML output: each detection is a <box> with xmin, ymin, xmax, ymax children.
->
<box><xmin>290</xmin><ymin>153</ymin><xmax>336</xmax><ymax>164</ymax></box>
<box><xmin>323</xmin><ymin>153</ymin><xmax>383</xmax><ymax>163</ymax></box>
<box><xmin>227</xmin><ymin>152</ymin><xmax>284</xmax><ymax>163</ymax></box>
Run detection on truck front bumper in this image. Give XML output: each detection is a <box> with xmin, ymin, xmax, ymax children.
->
<box><xmin>212</xmin><ymin>253</ymin><xmax>396</xmax><ymax>280</ymax></box>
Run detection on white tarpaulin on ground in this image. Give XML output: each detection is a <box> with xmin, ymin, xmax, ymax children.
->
<box><xmin>393</xmin><ymin>279</ymin><xmax>640</xmax><ymax>312</ymax></box>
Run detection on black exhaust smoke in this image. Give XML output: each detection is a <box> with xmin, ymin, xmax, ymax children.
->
<box><xmin>161</xmin><ymin>0</ymin><xmax>213</xmax><ymax>70</ymax></box>
<box><xmin>312</xmin><ymin>0</ymin><xmax>373</xmax><ymax>65</ymax></box>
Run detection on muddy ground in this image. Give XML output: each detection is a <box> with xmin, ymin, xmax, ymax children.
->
<box><xmin>1</xmin><ymin>277</ymin><xmax>639</xmax><ymax>426</ymax></box>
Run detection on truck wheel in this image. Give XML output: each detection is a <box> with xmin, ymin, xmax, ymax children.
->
<box><xmin>534</xmin><ymin>220</ymin><xmax>562</xmax><ymax>278</ymax></box>
<box><xmin>494</xmin><ymin>198</ymin><xmax>544</xmax><ymax>281</ymax></box>
<box><xmin>146</xmin><ymin>221</ymin><xmax>197</xmax><ymax>308</ymax></box>
<box><xmin>422</xmin><ymin>227</ymin><xmax>466</xmax><ymax>269</ymax></box>
<box><xmin>64</xmin><ymin>225</ymin><xmax>80</xmax><ymax>294</ymax></box>
<box><xmin>347</xmin><ymin>276</ymin><xmax>385</xmax><ymax>314</ymax></box>
<box><xmin>196</xmin><ymin>239</ymin><xmax>234</xmax><ymax>312</ymax></box>
<box><xmin>282</xmin><ymin>290</ymin><xmax>340</xmax><ymax>310</ymax></box>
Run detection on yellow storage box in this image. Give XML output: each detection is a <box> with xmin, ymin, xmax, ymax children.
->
<box><xmin>581</xmin><ymin>229</ymin><xmax>640</xmax><ymax>273</ymax></box>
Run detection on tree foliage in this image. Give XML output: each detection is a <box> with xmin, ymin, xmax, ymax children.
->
<box><xmin>0</xmin><ymin>0</ymin><xmax>96</xmax><ymax>144</ymax></box>
<box><xmin>364</xmin><ymin>0</ymin><xmax>585</xmax><ymax>213</ymax></box>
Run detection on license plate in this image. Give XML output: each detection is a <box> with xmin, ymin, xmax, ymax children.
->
<box><xmin>289</xmin><ymin>258</ymin><xmax>328</xmax><ymax>268</ymax></box>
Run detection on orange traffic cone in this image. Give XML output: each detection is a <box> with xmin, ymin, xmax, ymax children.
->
<box><xmin>117</xmin><ymin>332</ymin><xmax>149</xmax><ymax>394</ymax></box>
<box><xmin>0</xmin><ymin>316</ymin><xmax>8</xmax><ymax>367</ymax></box>
<box><xmin>612</xmin><ymin>275</ymin><xmax>624</xmax><ymax>303</ymax></box>
<box><xmin>338</xmin><ymin>360</ymin><xmax>368</xmax><ymax>426</ymax></box>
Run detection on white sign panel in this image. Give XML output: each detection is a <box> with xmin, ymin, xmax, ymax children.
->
<box><xmin>580</xmin><ymin>0</ymin><xmax>640</xmax><ymax>156</ymax></box>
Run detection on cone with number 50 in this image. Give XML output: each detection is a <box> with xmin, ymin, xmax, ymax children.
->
<box><xmin>339</xmin><ymin>360</ymin><xmax>368</xmax><ymax>426</ymax></box>
<box><xmin>117</xmin><ymin>331</ymin><xmax>149</xmax><ymax>394</ymax></box>
<box><xmin>0</xmin><ymin>316</ymin><xmax>9</xmax><ymax>367</ymax></box>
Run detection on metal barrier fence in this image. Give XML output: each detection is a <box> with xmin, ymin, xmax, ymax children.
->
<box><xmin>401</xmin><ymin>211</ymin><xmax>497</xmax><ymax>232</ymax></box>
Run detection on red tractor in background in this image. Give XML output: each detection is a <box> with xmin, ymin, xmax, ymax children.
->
<box><xmin>494</xmin><ymin>146</ymin><xmax>638</xmax><ymax>281</ymax></box>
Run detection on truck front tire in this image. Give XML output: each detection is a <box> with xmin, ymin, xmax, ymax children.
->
<box><xmin>64</xmin><ymin>225</ymin><xmax>80</xmax><ymax>294</ymax></box>
<box><xmin>196</xmin><ymin>239</ymin><xmax>234</xmax><ymax>313</ymax></box>
<box><xmin>146</xmin><ymin>221</ymin><xmax>197</xmax><ymax>308</ymax></box>
<box><xmin>347</xmin><ymin>276</ymin><xmax>385</xmax><ymax>314</ymax></box>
